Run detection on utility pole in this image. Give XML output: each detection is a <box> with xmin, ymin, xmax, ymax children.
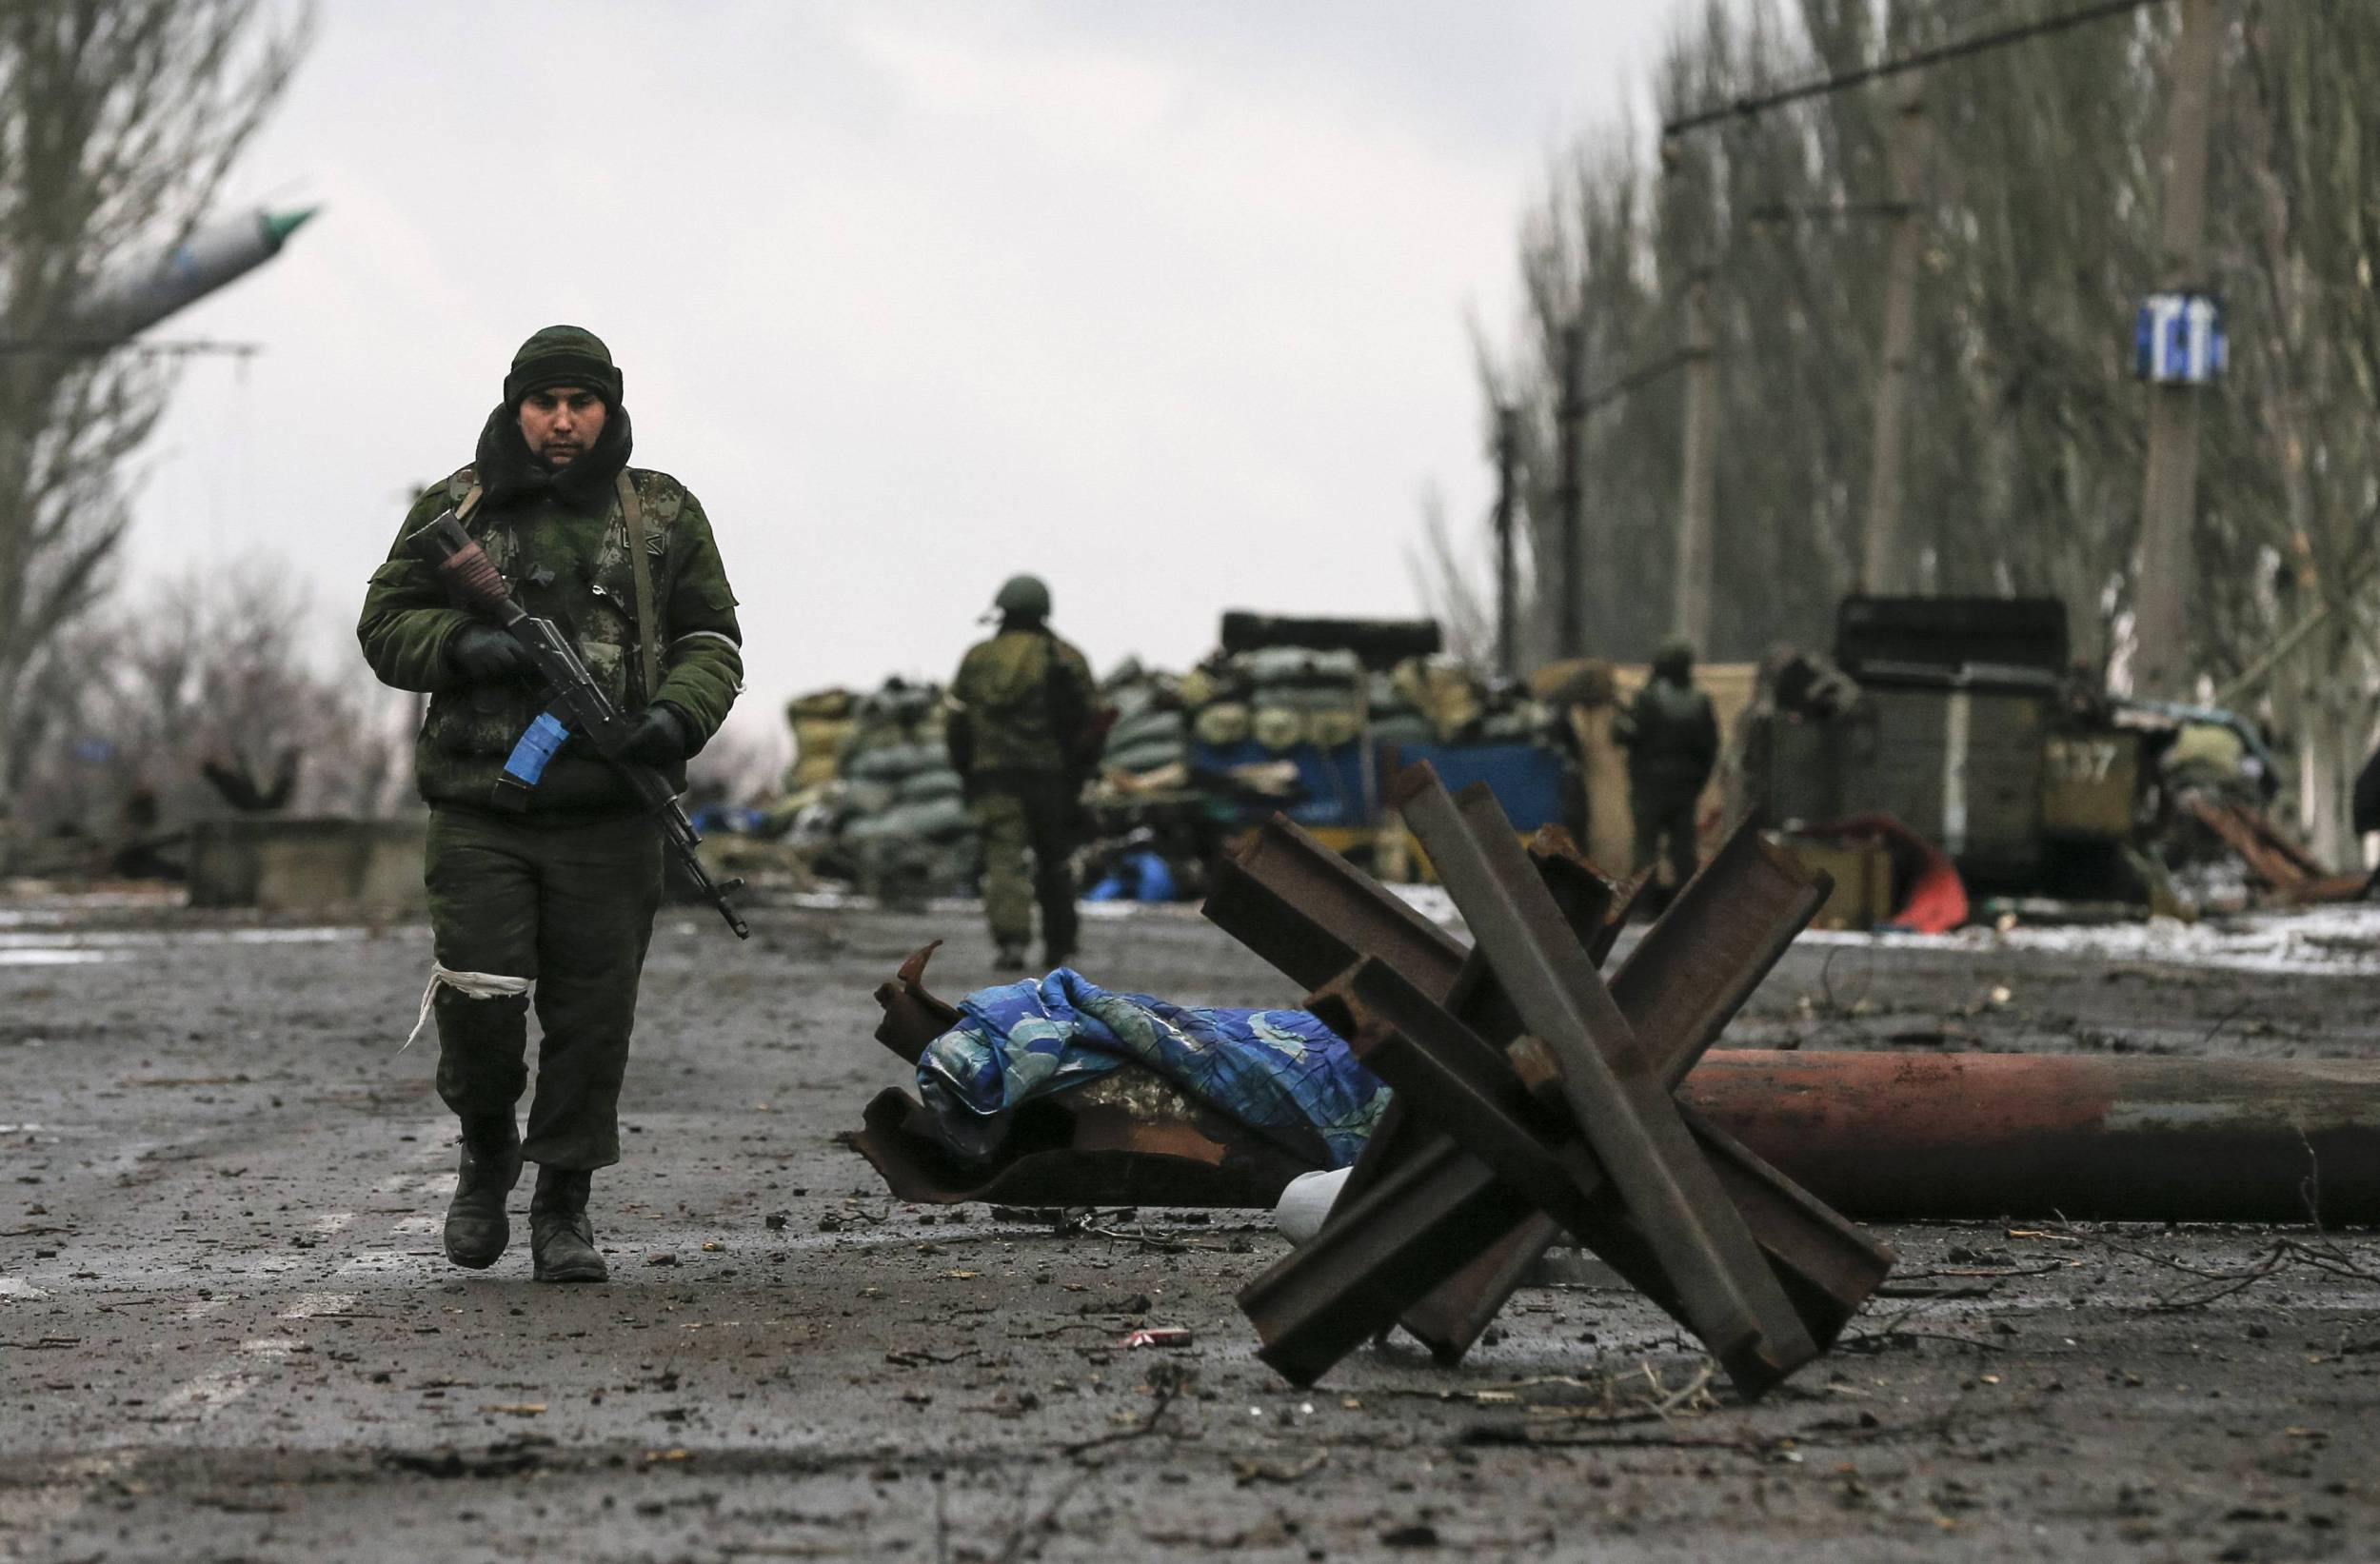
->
<box><xmin>1859</xmin><ymin>71</ymin><xmax>1928</xmax><ymax>596</ymax></box>
<box><xmin>1675</xmin><ymin>267</ymin><xmax>1718</xmax><ymax>649</ymax></box>
<box><xmin>1492</xmin><ymin>403</ymin><xmax>1520</xmax><ymax>679</ymax></box>
<box><xmin>1556</xmin><ymin>323</ymin><xmax>1588</xmax><ymax>659</ymax></box>
<box><xmin>2130</xmin><ymin>0</ymin><xmax>2219</xmax><ymax>700</ymax></box>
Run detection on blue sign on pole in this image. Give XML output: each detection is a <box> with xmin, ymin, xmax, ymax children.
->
<box><xmin>2133</xmin><ymin>291</ymin><xmax>2227</xmax><ymax>384</ymax></box>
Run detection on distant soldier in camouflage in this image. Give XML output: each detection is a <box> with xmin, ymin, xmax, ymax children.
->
<box><xmin>1616</xmin><ymin>636</ymin><xmax>1718</xmax><ymax>901</ymax></box>
<box><xmin>945</xmin><ymin>576</ymin><xmax>1097</xmax><ymax>971</ymax></box>
<box><xmin>357</xmin><ymin>326</ymin><xmax>743</xmax><ymax>1283</ymax></box>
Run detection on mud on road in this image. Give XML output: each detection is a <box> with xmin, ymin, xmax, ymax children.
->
<box><xmin>4</xmin><ymin>897</ymin><xmax>2378</xmax><ymax>1562</ymax></box>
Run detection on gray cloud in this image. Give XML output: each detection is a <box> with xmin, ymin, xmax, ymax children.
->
<box><xmin>129</xmin><ymin>1</ymin><xmax>1685</xmax><ymax>742</ymax></box>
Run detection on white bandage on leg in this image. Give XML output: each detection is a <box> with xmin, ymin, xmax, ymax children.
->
<box><xmin>401</xmin><ymin>962</ymin><xmax>534</xmax><ymax>1052</ymax></box>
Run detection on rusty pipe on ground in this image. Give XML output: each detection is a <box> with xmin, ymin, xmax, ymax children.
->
<box><xmin>1685</xmin><ymin>1051</ymin><xmax>2380</xmax><ymax>1225</ymax></box>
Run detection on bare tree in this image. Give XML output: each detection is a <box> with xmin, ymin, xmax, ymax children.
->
<box><xmin>1405</xmin><ymin>481</ymin><xmax>1497</xmax><ymax>670</ymax></box>
<box><xmin>11</xmin><ymin>559</ymin><xmax>415</xmax><ymax>834</ymax></box>
<box><xmin>0</xmin><ymin>0</ymin><xmax>308</xmax><ymax>810</ymax></box>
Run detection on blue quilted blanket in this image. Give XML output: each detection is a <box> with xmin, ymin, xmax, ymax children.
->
<box><xmin>915</xmin><ymin>969</ymin><xmax>1386</xmax><ymax>1169</ymax></box>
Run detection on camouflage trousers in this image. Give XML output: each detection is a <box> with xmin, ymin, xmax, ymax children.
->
<box><xmin>968</xmin><ymin>774</ymin><xmax>1081</xmax><ymax>959</ymax></box>
<box><xmin>1630</xmin><ymin>782</ymin><xmax>1701</xmax><ymax>896</ymax></box>
<box><xmin>425</xmin><ymin>805</ymin><xmax>662</xmax><ymax>1170</ymax></box>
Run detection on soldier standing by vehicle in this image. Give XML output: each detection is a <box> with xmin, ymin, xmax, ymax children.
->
<box><xmin>1616</xmin><ymin>636</ymin><xmax>1718</xmax><ymax>903</ymax></box>
<box><xmin>945</xmin><ymin>575</ymin><xmax>1098</xmax><ymax>972</ymax></box>
<box><xmin>357</xmin><ymin>326</ymin><xmax>743</xmax><ymax>1283</ymax></box>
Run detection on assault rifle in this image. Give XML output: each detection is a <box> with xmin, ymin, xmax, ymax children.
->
<box><xmin>407</xmin><ymin>510</ymin><xmax>750</xmax><ymax>940</ymax></box>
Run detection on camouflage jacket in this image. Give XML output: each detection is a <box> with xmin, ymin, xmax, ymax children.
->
<box><xmin>356</xmin><ymin>465</ymin><xmax>744</xmax><ymax>814</ymax></box>
<box><xmin>1616</xmin><ymin>676</ymin><xmax>1718</xmax><ymax>795</ymax></box>
<box><xmin>946</xmin><ymin>627</ymin><xmax>1096</xmax><ymax>777</ymax></box>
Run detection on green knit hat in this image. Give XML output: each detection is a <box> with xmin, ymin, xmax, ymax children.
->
<box><xmin>504</xmin><ymin>325</ymin><xmax>623</xmax><ymax>406</ymax></box>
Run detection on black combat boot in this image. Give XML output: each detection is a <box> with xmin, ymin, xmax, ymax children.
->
<box><xmin>443</xmin><ymin>1119</ymin><xmax>522</xmax><ymax>1270</ymax></box>
<box><xmin>530</xmin><ymin>1166</ymin><xmax>608</xmax><ymax>1284</ymax></box>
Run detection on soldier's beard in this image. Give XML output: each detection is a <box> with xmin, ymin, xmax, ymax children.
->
<box><xmin>476</xmin><ymin>402</ymin><xmax>633</xmax><ymax>509</ymax></box>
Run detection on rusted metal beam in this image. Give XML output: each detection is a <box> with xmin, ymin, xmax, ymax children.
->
<box><xmin>1206</xmin><ymin>819</ymin><xmax>1636</xmax><ymax>1350</ymax></box>
<box><xmin>846</xmin><ymin>1083</ymin><xmax>1315</xmax><ymax>1209</ymax></box>
<box><xmin>1214</xmin><ymin>806</ymin><xmax>1891</xmax><ymax>1381</ymax></box>
<box><xmin>1202</xmin><ymin>817</ymin><xmax>1592</xmax><ymax>1324</ymax></box>
<box><xmin>1237</xmin><ymin>1134</ymin><xmax>1536</xmax><ymax>1382</ymax></box>
<box><xmin>1407</xmin><ymin>821</ymin><xmax>1841</xmax><ymax>1360</ymax></box>
<box><xmin>873</xmin><ymin>941</ymin><xmax>962</xmax><ymax>1064</ymax></box>
<box><xmin>1394</xmin><ymin>835</ymin><xmax>1630</xmax><ymax>1355</ymax></box>
<box><xmin>1684</xmin><ymin>1050</ymin><xmax>2380</xmax><ymax>1225</ymax></box>
<box><xmin>1500</xmin><ymin>1037</ymin><xmax>1894</xmax><ymax>1335</ymax></box>
<box><xmin>1394</xmin><ymin>764</ymin><xmax>1814</xmax><ymax>1382</ymax></box>
<box><xmin>1200</xmin><ymin>815</ymin><xmax>1468</xmax><ymax>997</ymax></box>
<box><xmin>1608</xmin><ymin>825</ymin><xmax>1832</xmax><ymax>1069</ymax></box>
<box><xmin>1309</xmin><ymin>960</ymin><xmax>1830</xmax><ymax>1385</ymax></box>
<box><xmin>1309</xmin><ymin>964</ymin><xmax>1602</xmax><ymax>1236</ymax></box>
<box><xmin>1306</xmin><ymin>953</ymin><xmax>1888</xmax><ymax>1375</ymax></box>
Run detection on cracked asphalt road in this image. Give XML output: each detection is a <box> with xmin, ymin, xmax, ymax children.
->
<box><xmin>4</xmin><ymin>896</ymin><xmax>2378</xmax><ymax>1561</ymax></box>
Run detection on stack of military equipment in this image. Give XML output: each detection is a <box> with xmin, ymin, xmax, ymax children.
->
<box><xmin>1741</xmin><ymin>597</ymin><xmax>2149</xmax><ymax>902</ymax></box>
<box><xmin>1181</xmin><ymin>613</ymin><xmax>1571</xmax><ymax>854</ymax></box>
<box><xmin>1377</xmin><ymin>654</ymin><xmax>1555</xmax><ymax>751</ymax></box>
<box><xmin>1079</xmin><ymin>662</ymin><xmax>1222</xmax><ymax>902</ymax></box>
<box><xmin>783</xmin><ymin>688</ymin><xmax>859</xmax><ymax>793</ymax></box>
<box><xmin>1096</xmin><ymin>660</ymin><xmax>1189</xmax><ymax>787</ymax></box>
<box><xmin>782</xmin><ymin>677</ymin><xmax>977</xmax><ymax>901</ymax></box>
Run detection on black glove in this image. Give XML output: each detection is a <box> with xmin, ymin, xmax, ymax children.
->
<box><xmin>448</xmin><ymin>624</ymin><xmax>530</xmax><ymax>684</ymax></box>
<box><xmin>624</xmin><ymin>703</ymin><xmax>691</xmax><ymax>765</ymax></box>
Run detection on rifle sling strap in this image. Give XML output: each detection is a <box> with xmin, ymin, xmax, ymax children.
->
<box><xmin>456</xmin><ymin>484</ymin><xmax>485</xmax><ymax>525</ymax></box>
<box><xmin>618</xmin><ymin>471</ymin><xmax>663</xmax><ymax>703</ymax></box>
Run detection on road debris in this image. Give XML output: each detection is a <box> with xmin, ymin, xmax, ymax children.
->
<box><xmin>1120</xmin><ymin>1327</ymin><xmax>1193</xmax><ymax>1349</ymax></box>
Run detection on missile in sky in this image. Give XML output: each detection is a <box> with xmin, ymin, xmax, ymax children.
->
<box><xmin>69</xmin><ymin>207</ymin><xmax>317</xmax><ymax>343</ymax></box>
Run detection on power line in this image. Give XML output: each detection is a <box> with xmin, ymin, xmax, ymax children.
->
<box><xmin>1661</xmin><ymin>0</ymin><xmax>2171</xmax><ymax>139</ymax></box>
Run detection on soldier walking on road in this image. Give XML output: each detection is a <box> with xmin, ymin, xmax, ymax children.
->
<box><xmin>358</xmin><ymin>326</ymin><xmax>743</xmax><ymax>1283</ymax></box>
<box><xmin>1616</xmin><ymin>636</ymin><xmax>1718</xmax><ymax>904</ymax></box>
<box><xmin>945</xmin><ymin>575</ymin><xmax>1099</xmax><ymax>972</ymax></box>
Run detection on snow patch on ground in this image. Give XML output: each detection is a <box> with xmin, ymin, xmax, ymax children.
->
<box><xmin>1801</xmin><ymin>903</ymin><xmax>2380</xmax><ymax>977</ymax></box>
<box><xmin>1386</xmin><ymin>879</ymin><xmax>2380</xmax><ymax>978</ymax></box>
<box><xmin>1388</xmin><ymin>883</ymin><xmax>1460</xmax><ymax>926</ymax></box>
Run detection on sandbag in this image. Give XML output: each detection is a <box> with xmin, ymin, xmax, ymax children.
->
<box><xmin>1477</xmin><ymin>702</ymin><xmax>1551</xmax><ymax>742</ymax></box>
<box><xmin>1106</xmin><ymin>708</ymin><xmax>1183</xmax><ymax>753</ymax></box>
<box><xmin>1253</xmin><ymin>705</ymin><xmax>1307</xmax><ymax>752</ymax></box>
<box><xmin>846</xmin><ymin>742</ymin><xmax>948</xmax><ymax>783</ymax></box>
<box><xmin>1392</xmin><ymin>656</ymin><xmax>1485</xmax><ymax>742</ymax></box>
<box><xmin>832</xmin><ymin>780</ymin><xmax>897</xmax><ymax>821</ymax></box>
<box><xmin>786</xmin><ymin>688</ymin><xmax>858</xmax><ymax>722</ymax></box>
<box><xmin>1194</xmin><ymin>703</ymin><xmax>1253</xmax><ymax>747</ymax></box>
<box><xmin>895</xmin><ymin>767</ymin><xmax>966</xmax><ymax>804</ymax></box>
<box><xmin>1307</xmin><ymin>709</ymin><xmax>1363</xmax><ymax>750</ymax></box>
<box><xmin>1369</xmin><ymin>712</ymin><xmax>1437</xmax><ymax>752</ymax></box>
<box><xmin>786</xmin><ymin>716</ymin><xmax>854</xmax><ymax>791</ymax></box>
<box><xmin>1106</xmin><ymin>736</ymin><xmax>1187</xmax><ymax>775</ymax></box>
<box><xmin>1238</xmin><ymin>645</ymin><xmax>1362</xmax><ymax>688</ymax></box>
<box><xmin>845</xmin><ymin>797</ymin><xmax>973</xmax><ymax>842</ymax></box>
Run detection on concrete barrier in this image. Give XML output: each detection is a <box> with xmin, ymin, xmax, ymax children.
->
<box><xmin>188</xmin><ymin>816</ymin><xmax>426</xmax><ymax>914</ymax></box>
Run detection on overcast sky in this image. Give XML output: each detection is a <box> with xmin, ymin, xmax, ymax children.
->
<box><xmin>130</xmin><ymin>1</ymin><xmax>1689</xmax><ymax>745</ymax></box>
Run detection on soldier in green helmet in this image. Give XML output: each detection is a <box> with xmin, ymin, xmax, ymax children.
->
<box><xmin>357</xmin><ymin>326</ymin><xmax>744</xmax><ymax>1283</ymax></box>
<box><xmin>945</xmin><ymin>574</ymin><xmax>1099</xmax><ymax>971</ymax></box>
<box><xmin>1616</xmin><ymin>635</ymin><xmax>1718</xmax><ymax>903</ymax></box>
